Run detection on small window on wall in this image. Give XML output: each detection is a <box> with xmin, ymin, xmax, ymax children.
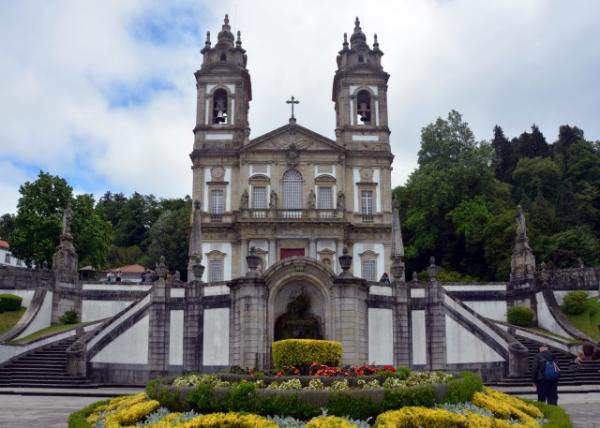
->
<box><xmin>361</xmin><ymin>190</ymin><xmax>373</xmax><ymax>214</ymax></box>
<box><xmin>356</xmin><ymin>90</ymin><xmax>371</xmax><ymax>125</ymax></box>
<box><xmin>210</xmin><ymin>189</ymin><xmax>225</xmax><ymax>214</ymax></box>
<box><xmin>318</xmin><ymin>187</ymin><xmax>333</xmax><ymax>209</ymax></box>
<box><xmin>208</xmin><ymin>258</ymin><xmax>224</xmax><ymax>283</ymax></box>
<box><xmin>252</xmin><ymin>186</ymin><xmax>268</xmax><ymax>209</ymax></box>
<box><xmin>220</xmin><ymin>52</ymin><xmax>227</xmax><ymax>62</ymax></box>
<box><xmin>213</xmin><ymin>88</ymin><xmax>228</xmax><ymax>124</ymax></box>
<box><xmin>362</xmin><ymin>259</ymin><xmax>377</xmax><ymax>281</ymax></box>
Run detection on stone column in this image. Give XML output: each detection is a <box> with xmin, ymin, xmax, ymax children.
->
<box><xmin>269</xmin><ymin>239</ymin><xmax>277</xmax><ymax>267</ymax></box>
<box><xmin>183</xmin><ymin>279</ymin><xmax>204</xmax><ymax>372</ymax></box>
<box><xmin>148</xmin><ymin>278</ymin><xmax>171</xmax><ymax>377</ymax></box>
<box><xmin>309</xmin><ymin>239</ymin><xmax>317</xmax><ymax>260</ymax></box>
<box><xmin>425</xmin><ymin>258</ymin><xmax>446</xmax><ymax>371</ymax></box>
<box><xmin>228</xmin><ymin>277</ymin><xmax>269</xmax><ymax>369</ymax></box>
<box><xmin>331</xmin><ymin>277</ymin><xmax>369</xmax><ymax>365</ymax></box>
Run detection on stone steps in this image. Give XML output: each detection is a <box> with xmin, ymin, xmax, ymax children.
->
<box><xmin>0</xmin><ymin>337</ymin><xmax>92</xmax><ymax>388</ymax></box>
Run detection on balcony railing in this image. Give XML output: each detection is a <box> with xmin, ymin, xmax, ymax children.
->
<box><xmin>239</xmin><ymin>208</ymin><xmax>344</xmax><ymax>221</ymax></box>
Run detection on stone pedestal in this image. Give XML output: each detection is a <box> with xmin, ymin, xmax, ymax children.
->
<box><xmin>228</xmin><ymin>277</ymin><xmax>269</xmax><ymax>369</ymax></box>
<box><xmin>183</xmin><ymin>279</ymin><xmax>203</xmax><ymax>372</ymax></box>
<box><xmin>51</xmin><ymin>231</ymin><xmax>81</xmax><ymax>323</ymax></box>
<box><xmin>426</xmin><ymin>280</ymin><xmax>447</xmax><ymax>371</ymax></box>
<box><xmin>148</xmin><ymin>279</ymin><xmax>170</xmax><ymax>377</ymax></box>
<box><xmin>393</xmin><ymin>280</ymin><xmax>410</xmax><ymax>367</ymax></box>
<box><xmin>331</xmin><ymin>277</ymin><xmax>369</xmax><ymax>365</ymax></box>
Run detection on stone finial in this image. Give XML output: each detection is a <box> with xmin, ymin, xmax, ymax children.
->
<box><xmin>516</xmin><ymin>205</ymin><xmax>527</xmax><ymax>239</ymax></box>
<box><xmin>61</xmin><ymin>203</ymin><xmax>74</xmax><ymax>237</ymax></box>
<box><xmin>427</xmin><ymin>256</ymin><xmax>439</xmax><ymax>281</ymax></box>
<box><xmin>373</xmin><ymin>33</ymin><xmax>379</xmax><ymax>49</ymax></box>
<box><xmin>391</xmin><ymin>196</ymin><xmax>405</xmax><ymax>260</ymax></box>
<box><xmin>338</xmin><ymin>247</ymin><xmax>353</xmax><ymax>276</ymax></box>
<box><xmin>390</xmin><ymin>257</ymin><xmax>405</xmax><ymax>282</ymax></box>
<box><xmin>578</xmin><ymin>257</ymin><xmax>585</xmax><ymax>268</ymax></box>
<box><xmin>510</xmin><ymin>205</ymin><xmax>536</xmax><ymax>281</ymax></box>
<box><xmin>342</xmin><ymin>32</ymin><xmax>349</xmax><ymax>50</ymax></box>
<box><xmin>412</xmin><ymin>271</ymin><xmax>418</xmax><ymax>283</ymax></box>
<box><xmin>236</xmin><ymin>30</ymin><xmax>242</xmax><ymax>48</ymax></box>
<box><xmin>192</xmin><ymin>255</ymin><xmax>205</xmax><ymax>280</ymax></box>
<box><xmin>42</xmin><ymin>260</ymin><xmax>49</xmax><ymax>270</ymax></box>
<box><xmin>205</xmin><ymin>31</ymin><xmax>211</xmax><ymax>47</ymax></box>
<box><xmin>246</xmin><ymin>246</ymin><xmax>262</xmax><ymax>277</ymax></box>
<box><xmin>539</xmin><ymin>261</ymin><xmax>550</xmax><ymax>283</ymax></box>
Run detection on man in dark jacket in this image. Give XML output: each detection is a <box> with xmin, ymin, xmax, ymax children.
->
<box><xmin>532</xmin><ymin>345</ymin><xmax>559</xmax><ymax>405</ymax></box>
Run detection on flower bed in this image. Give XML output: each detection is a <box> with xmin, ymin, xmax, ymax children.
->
<box><xmin>69</xmin><ymin>386</ymin><xmax>572</xmax><ymax>428</ymax></box>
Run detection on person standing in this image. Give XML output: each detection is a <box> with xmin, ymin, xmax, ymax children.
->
<box><xmin>532</xmin><ymin>345</ymin><xmax>560</xmax><ymax>405</ymax></box>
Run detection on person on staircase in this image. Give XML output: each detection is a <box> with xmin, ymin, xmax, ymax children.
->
<box><xmin>532</xmin><ymin>345</ymin><xmax>560</xmax><ymax>405</ymax></box>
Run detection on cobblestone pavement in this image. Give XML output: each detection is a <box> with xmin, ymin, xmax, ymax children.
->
<box><xmin>1</xmin><ymin>392</ymin><xmax>600</xmax><ymax>428</ymax></box>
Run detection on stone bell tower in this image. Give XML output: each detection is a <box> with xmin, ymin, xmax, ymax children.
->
<box><xmin>332</xmin><ymin>17</ymin><xmax>391</xmax><ymax>152</ymax></box>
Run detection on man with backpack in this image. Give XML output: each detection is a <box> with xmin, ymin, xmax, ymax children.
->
<box><xmin>532</xmin><ymin>345</ymin><xmax>560</xmax><ymax>405</ymax></box>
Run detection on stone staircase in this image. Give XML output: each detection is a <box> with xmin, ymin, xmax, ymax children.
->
<box><xmin>0</xmin><ymin>337</ymin><xmax>93</xmax><ymax>388</ymax></box>
<box><xmin>489</xmin><ymin>336</ymin><xmax>600</xmax><ymax>387</ymax></box>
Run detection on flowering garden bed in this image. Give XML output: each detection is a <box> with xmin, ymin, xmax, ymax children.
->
<box><xmin>68</xmin><ymin>369</ymin><xmax>572</xmax><ymax>427</ymax></box>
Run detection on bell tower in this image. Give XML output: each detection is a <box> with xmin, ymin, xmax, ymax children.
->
<box><xmin>192</xmin><ymin>14</ymin><xmax>252</xmax><ymax>150</ymax></box>
<box><xmin>332</xmin><ymin>18</ymin><xmax>390</xmax><ymax>151</ymax></box>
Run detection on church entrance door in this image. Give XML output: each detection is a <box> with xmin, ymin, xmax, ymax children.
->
<box><xmin>280</xmin><ymin>248</ymin><xmax>304</xmax><ymax>259</ymax></box>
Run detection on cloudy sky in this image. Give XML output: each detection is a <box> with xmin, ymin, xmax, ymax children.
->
<box><xmin>1</xmin><ymin>0</ymin><xmax>599</xmax><ymax>214</ymax></box>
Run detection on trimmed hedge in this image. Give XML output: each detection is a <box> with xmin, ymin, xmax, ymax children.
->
<box><xmin>147</xmin><ymin>372</ymin><xmax>483</xmax><ymax>421</ymax></box>
<box><xmin>561</xmin><ymin>290</ymin><xmax>588</xmax><ymax>315</ymax></box>
<box><xmin>507</xmin><ymin>305</ymin><xmax>535</xmax><ymax>327</ymax></box>
<box><xmin>0</xmin><ymin>294</ymin><xmax>22</xmax><ymax>312</ymax></box>
<box><xmin>272</xmin><ymin>339</ymin><xmax>342</xmax><ymax>370</ymax></box>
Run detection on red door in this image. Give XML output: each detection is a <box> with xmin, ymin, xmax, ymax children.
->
<box><xmin>280</xmin><ymin>248</ymin><xmax>305</xmax><ymax>260</ymax></box>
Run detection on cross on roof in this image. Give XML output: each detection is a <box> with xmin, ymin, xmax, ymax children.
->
<box><xmin>286</xmin><ymin>96</ymin><xmax>299</xmax><ymax>119</ymax></box>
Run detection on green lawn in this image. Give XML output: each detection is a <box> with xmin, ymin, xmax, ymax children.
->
<box><xmin>10</xmin><ymin>322</ymin><xmax>85</xmax><ymax>344</ymax></box>
<box><xmin>0</xmin><ymin>307</ymin><xmax>26</xmax><ymax>336</ymax></box>
<box><xmin>564</xmin><ymin>297</ymin><xmax>600</xmax><ymax>341</ymax></box>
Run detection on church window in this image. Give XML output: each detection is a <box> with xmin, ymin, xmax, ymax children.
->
<box><xmin>208</xmin><ymin>258</ymin><xmax>224</xmax><ymax>283</ymax></box>
<box><xmin>212</xmin><ymin>88</ymin><xmax>228</xmax><ymax>124</ymax></box>
<box><xmin>358</xmin><ymin>55</ymin><xmax>365</xmax><ymax>63</ymax></box>
<box><xmin>361</xmin><ymin>190</ymin><xmax>373</xmax><ymax>214</ymax></box>
<box><xmin>282</xmin><ymin>169</ymin><xmax>303</xmax><ymax>209</ymax></box>
<box><xmin>362</xmin><ymin>259</ymin><xmax>377</xmax><ymax>281</ymax></box>
<box><xmin>210</xmin><ymin>189</ymin><xmax>225</xmax><ymax>214</ymax></box>
<box><xmin>356</xmin><ymin>90</ymin><xmax>371</xmax><ymax>125</ymax></box>
<box><xmin>220</xmin><ymin>52</ymin><xmax>227</xmax><ymax>61</ymax></box>
<box><xmin>252</xmin><ymin>186</ymin><xmax>268</xmax><ymax>209</ymax></box>
<box><xmin>318</xmin><ymin>186</ymin><xmax>333</xmax><ymax>209</ymax></box>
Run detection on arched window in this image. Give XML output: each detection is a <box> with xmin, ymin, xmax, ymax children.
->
<box><xmin>282</xmin><ymin>169</ymin><xmax>303</xmax><ymax>209</ymax></box>
<box><xmin>356</xmin><ymin>90</ymin><xmax>371</xmax><ymax>125</ymax></box>
<box><xmin>212</xmin><ymin>88</ymin><xmax>228</xmax><ymax>124</ymax></box>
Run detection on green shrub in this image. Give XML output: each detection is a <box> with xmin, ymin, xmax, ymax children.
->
<box><xmin>326</xmin><ymin>392</ymin><xmax>379</xmax><ymax>420</ymax></box>
<box><xmin>507</xmin><ymin>305</ymin><xmax>535</xmax><ymax>327</ymax></box>
<box><xmin>67</xmin><ymin>399</ymin><xmax>108</xmax><ymax>428</ymax></box>
<box><xmin>259</xmin><ymin>394</ymin><xmax>320</xmax><ymax>419</ymax></box>
<box><xmin>272</xmin><ymin>339</ymin><xmax>342</xmax><ymax>370</ymax></box>
<box><xmin>561</xmin><ymin>290</ymin><xmax>588</xmax><ymax>315</ymax></box>
<box><xmin>382</xmin><ymin>384</ymin><xmax>437</xmax><ymax>410</ymax></box>
<box><xmin>227</xmin><ymin>381</ymin><xmax>259</xmax><ymax>412</ymax></box>
<box><xmin>444</xmin><ymin>372</ymin><xmax>484</xmax><ymax>404</ymax></box>
<box><xmin>59</xmin><ymin>309</ymin><xmax>79</xmax><ymax>324</ymax></box>
<box><xmin>0</xmin><ymin>294</ymin><xmax>22</xmax><ymax>312</ymax></box>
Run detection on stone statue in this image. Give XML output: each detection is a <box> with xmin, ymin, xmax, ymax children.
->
<box><xmin>337</xmin><ymin>190</ymin><xmax>345</xmax><ymax>210</ymax></box>
<box><xmin>62</xmin><ymin>204</ymin><xmax>73</xmax><ymax>235</ymax></box>
<box><xmin>516</xmin><ymin>205</ymin><xmax>527</xmax><ymax>238</ymax></box>
<box><xmin>307</xmin><ymin>189</ymin><xmax>316</xmax><ymax>209</ymax></box>
<box><xmin>240</xmin><ymin>189</ymin><xmax>249</xmax><ymax>209</ymax></box>
<box><xmin>269</xmin><ymin>190</ymin><xmax>278</xmax><ymax>209</ymax></box>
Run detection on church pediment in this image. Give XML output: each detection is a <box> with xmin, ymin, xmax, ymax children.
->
<box><xmin>241</xmin><ymin>122</ymin><xmax>345</xmax><ymax>153</ymax></box>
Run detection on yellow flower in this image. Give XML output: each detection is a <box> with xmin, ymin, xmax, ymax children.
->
<box><xmin>306</xmin><ymin>416</ymin><xmax>358</xmax><ymax>427</ymax></box>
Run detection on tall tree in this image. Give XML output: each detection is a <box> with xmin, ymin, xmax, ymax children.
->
<box><xmin>71</xmin><ymin>194</ymin><xmax>113</xmax><ymax>268</ymax></box>
<box><xmin>9</xmin><ymin>172</ymin><xmax>72</xmax><ymax>266</ymax></box>
<box><xmin>0</xmin><ymin>213</ymin><xmax>16</xmax><ymax>240</ymax></box>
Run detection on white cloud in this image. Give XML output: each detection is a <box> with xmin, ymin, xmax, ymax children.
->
<box><xmin>0</xmin><ymin>0</ymin><xmax>599</xmax><ymax>214</ymax></box>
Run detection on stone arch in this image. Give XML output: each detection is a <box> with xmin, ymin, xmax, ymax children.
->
<box><xmin>264</xmin><ymin>257</ymin><xmax>335</xmax><ymax>349</ymax></box>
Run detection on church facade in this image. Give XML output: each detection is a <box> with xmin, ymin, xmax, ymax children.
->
<box><xmin>188</xmin><ymin>16</ymin><xmax>395</xmax><ymax>285</ymax></box>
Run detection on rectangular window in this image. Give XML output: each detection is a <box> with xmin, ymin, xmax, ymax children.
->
<box><xmin>208</xmin><ymin>259</ymin><xmax>224</xmax><ymax>283</ymax></box>
<box><xmin>252</xmin><ymin>186</ymin><xmax>268</xmax><ymax>209</ymax></box>
<box><xmin>361</xmin><ymin>190</ymin><xmax>373</xmax><ymax>214</ymax></box>
<box><xmin>318</xmin><ymin>187</ymin><xmax>333</xmax><ymax>209</ymax></box>
<box><xmin>210</xmin><ymin>189</ymin><xmax>225</xmax><ymax>214</ymax></box>
<box><xmin>362</xmin><ymin>259</ymin><xmax>377</xmax><ymax>282</ymax></box>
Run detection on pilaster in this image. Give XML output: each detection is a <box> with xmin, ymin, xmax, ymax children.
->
<box><xmin>148</xmin><ymin>278</ymin><xmax>171</xmax><ymax>376</ymax></box>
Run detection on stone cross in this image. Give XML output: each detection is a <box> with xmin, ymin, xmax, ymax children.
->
<box><xmin>286</xmin><ymin>96</ymin><xmax>299</xmax><ymax>119</ymax></box>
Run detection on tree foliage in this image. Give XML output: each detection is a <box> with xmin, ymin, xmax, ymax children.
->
<box><xmin>396</xmin><ymin>113</ymin><xmax>600</xmax><ymax>280</ymax></box>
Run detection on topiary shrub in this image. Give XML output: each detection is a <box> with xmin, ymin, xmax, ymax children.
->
<box><xmin>272</xmin><ymin>339</ymin><xmax>342</xmax><ymax>371</ymax></box>
<box><xmin>561</xmin><ymin>290</ymin><xmax>588</xmax><ymax>315</ymax></box>
<box><xmin>507</xmin><ymin>305</ymin><xmax>535</xmax><ymax>327</ymax></box>
<box><xmin>0</xmin><ymin>294</ymin><xmax>22</xmax><ymax>312</ymax></box>
<box><xmin>59</xmin><ymin>309</ymin><xmax>79</xmax><ymax>324</ymax></box>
